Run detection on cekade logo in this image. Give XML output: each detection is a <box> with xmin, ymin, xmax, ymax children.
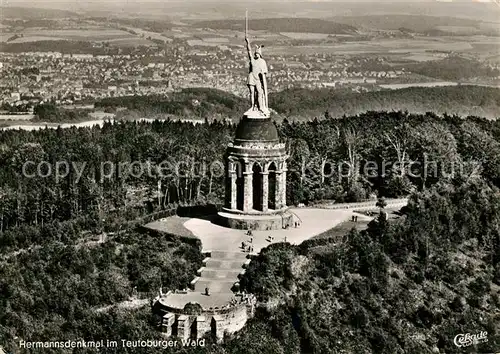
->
<box><xmin>453</xmin><ymin>331</ymin><xmax>488</xmax><ymax>348</ymax></box>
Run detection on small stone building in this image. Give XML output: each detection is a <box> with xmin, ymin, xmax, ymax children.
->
<box><xmin>155</xmin><ymin>294</ymin><xmax>256</xmax><ymax>343</ymax></box>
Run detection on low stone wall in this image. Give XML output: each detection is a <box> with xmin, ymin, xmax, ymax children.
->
<box><xmin>313</xmin><ymin>198</ymin><xmax>408</xmax><ymax>210</ymax></box>
<box><xmin>218</xmin><ymin>212</ymin><xmax>294</xmax><ymax>231</ymax></box>
<box><xmin>156</xmin><ymin>296</ymin><xmax>255</xmax><ymax>343</ymax></box>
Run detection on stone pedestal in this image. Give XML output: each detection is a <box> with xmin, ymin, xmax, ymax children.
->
<box><xmin>219</xmin><ymin>111</ymin><xmax>289</xmax><ymax>230</ymax></box>
<box><xmin>196</xmin><ymin>316</ymin><xmax>210</xmax><ymax>339</ymax></box>
<box><xmin>177</xmin><ymin>315</ymin><xmax>190</xmax><ymax>341</ymax></box>
<box><xmin>218</xmin><ymin>209</ymin><xmax>293</xmax><ymax>231</ymax></box>
<box><xmin>161</xmin><ymin>313</ymin><xmax>176</xmax><ymax>336</ymax></box>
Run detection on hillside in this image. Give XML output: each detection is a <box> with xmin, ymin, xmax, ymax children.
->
<box><xmin>271</xmin><ymin>86</ymin><xmax>500</xmax><ymax>120</ymax></box>
<box><xmin>407</xmin><ymin>57</ymin><xmax>500</xmax><ymax>81</ymax></box>
<box><xmin>235</xmin><ymin>183</ymin><xmax>500</xmax><ymax>354</ymax></box>
<box><xmin>95</xmin><ymin>88</ymin><xmax>248</xmax><ymax>120</ymax></box>
<box><xmin>91</xmin><ymin>86</ymin><xmax>500</xmax><ymax>122</ymax></box>
<box><xmin>0</xmin><ymin>109</ymin><xmax>499</xmax><ymax>352</ymax></box>
<box><xmin>193</xmin><ymin>18</ymin><xmax>357</xmax><ymax>34</ymax></box>
<box><xmin>332</xmin><ymin>15</ymin><xmax>482</xmax><ymax>34</ymax></box>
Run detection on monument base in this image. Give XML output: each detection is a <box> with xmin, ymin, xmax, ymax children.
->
<box><xmin>217</xmin><ymin>209</ymin><xmax>294</xmax><ymax>231</ymax></box>
<box><xmin>243</xmin><ymin>108</ymin><xmax>270</xmax><ymax>119</ymax></box>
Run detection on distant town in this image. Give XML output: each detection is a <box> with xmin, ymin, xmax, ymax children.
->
<box><xmin>1</xmin><ymin>11</ymin><xmax>500</xmax><ymax>117</ymax></box>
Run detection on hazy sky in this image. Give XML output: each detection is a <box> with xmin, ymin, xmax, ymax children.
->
<box><xmin>3</xmin><ymin>0</ymin><xmax>494</xmax><ymax>21</ymax></box>
<box><xmin>2</xmin><ymin>0</ymin><xmax>433</xmax><ymax>4</ymax></box>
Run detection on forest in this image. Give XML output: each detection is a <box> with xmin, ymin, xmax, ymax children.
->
<box><xmin>23</xmin><ymin>86</ymin><xmax>500</xmax><ymax>124</ymax></box>
<box><xmin>271</xmin><ymin>86</ymin><xmax>500</xmax><ymax>120</ymax></box>
<box><xmin>408</xmin><ymin>57</ymin><xmax>500</xmax><ymax>82</ymax></box>
<box><xmin>331</xmin><ymin>15</ymin><xmax>481</xmax><ymax>34</ymax></box>
<box><xmin>33</xmin><ymin>103</ymin><xmax>91</xmax><ymax>122</ymax></box>
<box><xmin>94</xmin><ymin>86</ymin><xmax>500</xmax><ymax>121</ymax></box>
<box><xmin>0</xmin><ymin>109</ymin><xmax>499</xmax><ymax>353</ymax></box>
<box><xmin>231</xmin><ymin>179</ymin><xmax>500</xmax><ymax>353</ymax></box>
<box><xmin>193</xmin><ymin>18</ymin><xmax>357</xmax><ymax>34</ymax></box>
<box><xmin>0</xmin><ymin>111</ymin><xmax>499</xmax><ymax>248</ymax></box>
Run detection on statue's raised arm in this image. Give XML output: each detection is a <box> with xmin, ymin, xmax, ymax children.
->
<box><xmin>245</xmin><ymin>37</ymin><xmax>252</xmax><ymax>61</ymax></box>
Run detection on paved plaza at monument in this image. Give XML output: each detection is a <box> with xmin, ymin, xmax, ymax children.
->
<box><xmin>153</xmin><ymin>207</ymin><xmax>372</xmax><ymax>311</ymax></box>
<box><xmin>185</xmin><ymin>208</ymin><xmax>367</xmax><ymax>253</ymax></box>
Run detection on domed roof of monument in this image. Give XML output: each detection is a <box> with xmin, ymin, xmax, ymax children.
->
<box><xmin>234</xmin><ymin>117</ymin><xmax>279</xmax><ymax>142</ymax></box>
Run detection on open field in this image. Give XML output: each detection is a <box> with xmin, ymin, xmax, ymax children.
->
<box><xmin>0</xmin><ymin>114</ymin><xmax>34</xmax><ymax>121</ymax></box>
<box><xmin>267</xmin><ymin>40</ymin><xmax>474</xmax><ymax>56</ymax></box>
<box><xmin>20</xmin><ymin>28</ymin><xmax>133</xmax><ymax>41</ymax></box>
<box><xmin>436</xmin><ymin>26</ymin><xmax>481</xmax><ymax>35</ymax></box>
<box><xmin>106</xmin><ymin>37</ymin><xmax>156</xmax><ymax>46</ymax></box>
<box><xmin>471</xmin><ymin>42</ymin><xmax>500</xmax><ymax>57</ymax></box>
<box><xmin>380</xmin><ymin>39</ymin><xmax>473</xmax><ymax>52</ymax></box>
<box><xmin>202</xmin><ymin>37</ymin><xmax>230</xmax><ymax>43</ymax></box>
<box><xmin>9</xmin><ymin>36</ymin><xmax>67</xmax><ymax>43</ymax></box>
<box><xmin>187</xmin><ymin>40</ymin><xmax>222</xmax><ymax>47</ymax></box>
<box><xmin>380</xmin><ymin>82</ymin><xmax>458</xmax><ymax>90</ymax></box>
<box><xmin>280</xmin><ymin>32</ymin><xmax>331</xmax><ymax>40</ymax></box>
<box><xmin>2</xmin><ymin>26</ymin><xmax>161</xmax><ymax>45</ymax></box>
<box><xmin>121</xmin><ymin>27</ymin><xmax>173</xmax><ymax>43</ymax></box>
<box><xmin>402</xmin><ymin>54</ymin><xmax>445</xmax><ymax>62</ymax></box>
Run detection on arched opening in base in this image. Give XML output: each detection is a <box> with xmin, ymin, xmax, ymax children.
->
<box><xmin>190</xmin><ymin>319</ymin><xmax>197</xmax><ymax>340</ymax></box>
<box><xmin>236</xmin><ymin>162</ymin><xmax>244</xmax><ymax>211</ymax></box>
<box><xmin>211</xmin><ymin>317</ymin><xmax>217</xmax><ymax>340</ymax></box>
<box><xmin>268</xmin><ymin>162</ymin><xmax>277</xmax><ymax>210</ymax></box>
<box><xmin>252</xmin><ymin>164</ymin><xmax>263</xmax><ymax>211</ymax></box>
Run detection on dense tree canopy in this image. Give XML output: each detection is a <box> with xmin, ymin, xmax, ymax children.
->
<box><xmin>0</xmin><ymin>106</ymin><xmax>499</xmax><ymax>353</ymax></box>
<box><xmin>236</xmin><ymin>180</ymin><xmax>500</xmax><ymax>354</ymax></box>
<box><xmin>89</xmin><ymin>86</ymin><xmax>500</xmax><ymax>122</ymax></box>
<box><xmin>0</xmin><ymin>231</ymin><xmax>203</xmax><ymax>353</ymax></box>
<box><xmin>0</xmin><ymin>112</ymin><xmax>499</xmax><ymax>252</ymax></box>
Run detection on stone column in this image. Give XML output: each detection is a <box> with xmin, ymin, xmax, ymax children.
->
<box><xmin>196</xmin><ymin>316</ymin><xmax>209</xmax><ymax>339</ymax></box>
<box><xmin>212</xmin><ymin>315</ymin><xmax>225</xmax><ymax>343</ymax></box>
<box><xmin>261</xmin><ymin>172</ymin><xmax>269</xmax><ymax>212</ymax></box>
<box><xmin>281</xmin><ymin>162</ymin><xmax>287</xmax><ymax>208</ymax></box>
<box><xmin>243</xmin><ymin>163</ymin><xmax>253</xmax><ymax>212</ymax></box>
<box><xmin>177</xmin><ymin>315</ymin><xmax>190</xmax><ymax>341</ymax></box>
<box><xmin>161</xmin><ymin>313</ymin><xmax>176</xmax><ymax>337</ymax></box>
<box><xmin>230</xmin><ymin>170</ymin><xmax>237</xmax><ymax>210</ymax></box>
<box><xmin>275</xmin><ymin>170</ymin><xmax>282</xmax><ymax>210</ymax></box>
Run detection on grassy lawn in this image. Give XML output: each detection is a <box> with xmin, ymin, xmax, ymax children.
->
<box><xmin>312</xmin><ymin>219</ymin><xmax>371</xmax><ymax>241</ymax></box>
<box><xmin>312</xmin><ymin>207</ymin><xmax>403</xmax><ymax>243</ymax></box>
<box><xmin>354</xmin><ymin>208</ymin><xmax>402</xmax><ymax>220</ymax></box>
<box><xmin>143</xmin><ymin>216</ymin><xmax>197</xmax><ymax>239</ymax></box>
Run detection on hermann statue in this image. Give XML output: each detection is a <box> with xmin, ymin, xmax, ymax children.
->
<box><xmin>245</xmin><ymin>36</ymin><xmax>270</xmax><ymax>116</ymax></box>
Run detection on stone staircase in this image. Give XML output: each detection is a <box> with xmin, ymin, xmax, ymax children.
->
<box><xmin>204</xmin><ymin>259</ymin><xmax>248</xmax><ymax>269</ymax></box>
<box><xmin>193</xmin><ymin>251</ymin><xmax>249</xmax><ymax>293</ymax></box>
<box><xmin>200</xmin><ymin>269</ymin><xmax>243</xmax><ymax>278</ymax></box>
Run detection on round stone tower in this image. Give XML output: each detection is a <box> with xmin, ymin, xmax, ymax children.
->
<box><xmin>218</xmin><ymin>111</ymin><xmax>293</xmax><ymax>231</ymax></box>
